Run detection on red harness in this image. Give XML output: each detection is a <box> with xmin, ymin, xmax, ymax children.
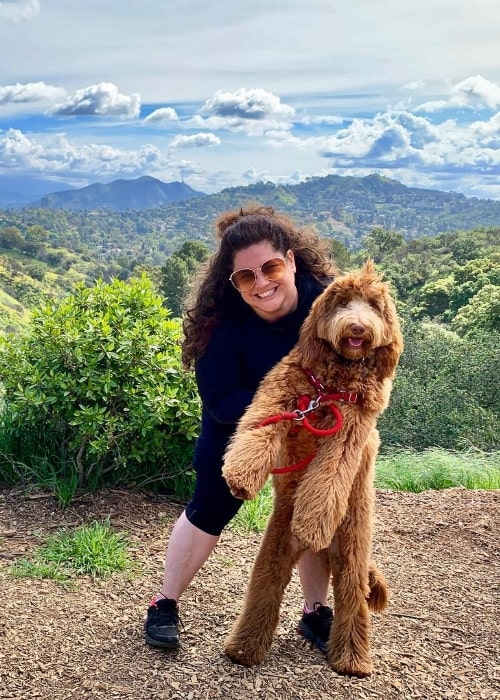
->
<box><xmin>255</xmin><ymin>368</ymin><xmax>359</xmax><ymax>475</ymax></box>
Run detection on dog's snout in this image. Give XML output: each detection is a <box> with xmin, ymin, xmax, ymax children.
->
<box><xmin>350</xmin><ymin>322</ymin><xmax>365</xmax><ymax>335</ymax></box>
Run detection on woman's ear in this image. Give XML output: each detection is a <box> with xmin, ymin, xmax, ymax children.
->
<box><xmin>287</xmin><ymin>249</ymin><xmax>296</xmax><ymax>273</ymax></box>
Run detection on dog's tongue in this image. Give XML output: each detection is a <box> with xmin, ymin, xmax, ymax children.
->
<box><xmin>348</xmin><ymin>338</ymin><xmax>364</xmax><ymax>348</ymax></box>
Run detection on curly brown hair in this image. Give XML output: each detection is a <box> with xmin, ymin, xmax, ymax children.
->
<box><xmin>181</xmin><ymin>205</ymin><xmax>336</xmax><ymax>368</ymax></box>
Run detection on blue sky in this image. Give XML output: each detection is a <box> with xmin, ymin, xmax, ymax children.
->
<box><xmin>1</xmin><ymin>0</ymin><xmax>499</xmax><ymax>199</ymax></box>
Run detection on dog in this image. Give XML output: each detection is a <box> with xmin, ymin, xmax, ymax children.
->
<box><xmin>222</xmin><ymin>260</ymin><xmax>403</xmax><ymax>677</ymax></box>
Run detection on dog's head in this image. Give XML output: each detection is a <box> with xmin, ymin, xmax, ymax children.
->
<box><xmin>298</xmin><ymin>260</ymin><xmax>403</xmax><ymax>379</ymax></box>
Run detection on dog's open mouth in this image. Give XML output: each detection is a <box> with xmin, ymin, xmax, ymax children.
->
<box><xmin>348</xmin><ymin>337</ymin><xmax>364</xmax><ymax>348</ymax></box>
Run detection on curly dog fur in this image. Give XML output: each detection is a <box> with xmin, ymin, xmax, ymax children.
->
<box><xmin>222</xmin><ymin>260</ymin><xmax>403</xmax><ymax>677</ymax></box>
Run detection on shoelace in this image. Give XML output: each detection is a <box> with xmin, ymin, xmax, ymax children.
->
<box><xmin>150</xmin><ymin>599</ymin><xmax>185</xmax><ymax>630</ymax></box>
<box><xmin>307</xmin><ymin>603</ymin><xmax>333</xmax><ymax>635</ymax></box>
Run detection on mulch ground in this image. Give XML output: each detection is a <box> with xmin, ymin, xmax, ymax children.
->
<box><xmin>0</xmin><ymin>486</ymin><xmax>498</xmax><ymax>700</ymax></box>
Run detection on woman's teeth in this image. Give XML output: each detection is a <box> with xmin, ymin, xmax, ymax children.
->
<box><xmin>257</xmin><ymin>288</ymin><xmax>277</xmax><ymax>299</ymax></box>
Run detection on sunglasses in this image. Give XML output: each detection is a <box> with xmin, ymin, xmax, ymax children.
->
<box><xmin>229</xmin><ymin>256</ymin><xmax>289</xmax><ymax>291</ymax></box>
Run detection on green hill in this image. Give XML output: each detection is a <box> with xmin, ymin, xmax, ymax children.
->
<box><xmin>0</xmin><ymin>172</ymin><xmax>498</xmax><ymax>334</ymax></box>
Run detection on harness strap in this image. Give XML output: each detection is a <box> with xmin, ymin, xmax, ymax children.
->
<box><xmin>251</xmin><ymin>369</ymin><xmax>361</xmax><ymax>474</ymax></box>
<box><xmin>271</xmin><ymin>452</ymin><xmax>316</xmax><ymax>475</ymax></box>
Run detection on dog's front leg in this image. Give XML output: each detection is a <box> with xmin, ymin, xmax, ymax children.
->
<box><xmin>291</xmin><ymin>422</ymin><xmax>374</xmax><ymax>552</ymax></box>
<box><xmin>222</xmin><ymin>421</ymin><xmax>290</xmax><ymax>500</ymax></box>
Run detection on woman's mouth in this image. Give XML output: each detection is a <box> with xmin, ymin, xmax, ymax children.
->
<box><xmin>256</xmin><ymin>287</ymin><xmax>277</xmax><ymax>300</ymax></box>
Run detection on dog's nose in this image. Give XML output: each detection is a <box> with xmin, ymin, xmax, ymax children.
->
<box><xmin>350</xmin><ymin>322</ymin><xmax>365</xmax><ymax>335</ymax></box>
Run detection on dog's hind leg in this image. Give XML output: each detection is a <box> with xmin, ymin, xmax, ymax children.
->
<box><xmin>224</xmin><ymin>492</ymin><xmax>302</xmax><ymax>666</ymax></box>
<box><xmin>327</xmin><ymin>430</ymin><xmax>380</xmax><ymax>677</ymax></box>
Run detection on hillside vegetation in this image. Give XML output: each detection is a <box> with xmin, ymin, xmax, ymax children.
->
<box><xmin>0</xmin><ymin>173</ymin><xmax>498</xmax><ymax>334</ymax></box>
<box><xmin>0</xmin><ymin>174</ymin><xmax>497</xmax><ymax>504</ymax></box>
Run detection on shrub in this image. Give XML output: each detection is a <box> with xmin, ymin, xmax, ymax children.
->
<box><xmin>0</xmin><ymin>276</ymin><xmax>200</xmax><ymax>495</ymax></box>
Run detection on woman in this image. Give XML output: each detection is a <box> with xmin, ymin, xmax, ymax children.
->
<box><xmin>145</xmin><ymin>205</ymin><xmax>338</xmax><ymax>653</ymax></box>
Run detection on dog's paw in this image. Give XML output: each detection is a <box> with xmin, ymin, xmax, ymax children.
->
<box><xmin>224</xmin><ymin>640</ymin><xmax>266</xmax><ymax>667</ymax></box>
<box><xmin>225</xmin><ymin>479</ymin><xmax>255</xmax><ymax>501</ymax></box>
<box><xmin>328</xmin><ymin>655</ymin><xmax>373</xmax><ymax>678</ymax></box>
<box><xmin>222</xmin><ymin>467</ymin><xmax>266</xmax><ymax>501</ymax></box>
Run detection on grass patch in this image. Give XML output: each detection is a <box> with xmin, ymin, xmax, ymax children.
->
<box><xmin>229</xmin><ymin>478</ymin><xmax>274</xmax><ymax>533</ymax></box>
<box><xmin>9</xmin><ymin>520</ymin><xmax>133</xmax><ymax>583</ymax></box>
<box><xmin>0</xmin><ymin>453</ymin><xmax>80</xmax><ymax>508</ymax></box>
<box><xmin>375</xmin><ymin>448</ymin><xmax>500</xmax><ymax>492</ymax></box>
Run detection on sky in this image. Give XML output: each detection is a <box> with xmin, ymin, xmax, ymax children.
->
<box><xmin>1</xmin><ymin>0</ymin><xmax>500</xmax><ymax>200</ymax></box>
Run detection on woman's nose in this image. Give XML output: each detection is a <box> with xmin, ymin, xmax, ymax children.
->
<box><xmin>253</xmin><ymin>268</ymin><xmax>269</xmax><ymax>286</ymax></box>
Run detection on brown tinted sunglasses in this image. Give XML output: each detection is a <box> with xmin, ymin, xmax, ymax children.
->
<box><xmin>229</xmin><ymin>256</ymin><xmax>288</xmax><ymax>291</ymax></box>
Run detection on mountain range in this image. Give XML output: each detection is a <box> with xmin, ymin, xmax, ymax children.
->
<box><xmin>0</xmin><ymin>175</ymin><xmax>204</xmax><ymax>210</ymax></box>
<box><xmin>30</xmin><ymin>176</ymin><xmax>205</xmax><ymax>211</ymax></box>
<box><xmin>1</xmin><ymin>173</ymin><xmax>499</xmax><ymax>243</ymax></box>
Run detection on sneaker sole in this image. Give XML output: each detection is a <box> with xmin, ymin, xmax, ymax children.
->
<box><xmin>145</xmin><ymin>634</ymin><xmax>180</xmax><ymax>649</ymax></box>
<box><xmin>296</xmin><ymin>621</ymin><xmax>328</xmax><ymax>653</ymax></box>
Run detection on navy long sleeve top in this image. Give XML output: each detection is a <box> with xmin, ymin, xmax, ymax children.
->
<box><xmin>193</xmin><ymin>274</ymin><xmax>326</xmax><ymax>470</ymax></box>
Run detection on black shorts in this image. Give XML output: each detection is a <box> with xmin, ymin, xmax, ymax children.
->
<box><xmin>185</xmin><ymin>456</ymin><xmax>243</xmax><ymax>536</ymax></box>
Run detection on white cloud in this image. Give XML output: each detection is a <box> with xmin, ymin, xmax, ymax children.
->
<box><xmin>144</xmin><ymin>107</ymin><xmax>178</xmax><ymax>124</ymax></box>
<box><xmin>170</xmin><ymin>133</ymin><xmax>220</xmax><ymax>149</ymax></box>
<box><xmin>469</xmin><ymin>111</ymin><xmax>500</xmax><ymax>146</ymax></box>
<box><xmin>297</xmin><ymin>115</ymin><xmax>344</xmax><ymax>126</ymax></box>
<box><xmin>242</xmin><ymin>167</ymin><xmax>267</xmax><ymax>182</ymax></box>
<box><xmin>191</xmin><ymin>88</ymin><xmax>295</xmax><ymax>135</ymax></box>
<box><xmin>0</xmin><ymin>0</ymin><xmax>39</xmax><ymax>21</ymax></box>
<box><xmin>189</xmin><ymin>113</ymin><xmax>293</xmax><ymax>136</ymax></box>
<box><xmin>53</xmin><ymin>82</ymin><xmax>141</xmax><ymax>118</ymax></box>
<box><xmin>201</xmin><ymin>87</ymin><xmax>294</xmax><ymax>121</ymax></box>
<box><xmin>0</xmin><ymin>81</ymin><xmax>66</xmax><ymax>105</ymax></box>
<box><xmin>262</xmin><ymin>106</ymin><xmax>500</xmax><ymax>183</ymax></box>
<box><xmin>0</xmin><ymin>128</ymin><xmax>169</xmax><ymax>178</ymax></box>
<box><xmin>416</xmin><ymin>75</ymin><xmax>500</xmax><ymax>113</ymax></box>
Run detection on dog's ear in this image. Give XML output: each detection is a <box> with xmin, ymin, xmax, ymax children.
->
<box><xmin>374</xmin><ymin>297</ymin><xmax>404</xmax><ymax>379</ymax></box>
<box><xmin>374</xmin><ymin>335</ymin><xmax>404</xmax><ymax>379</ymax></box>
<box><xmin>362</xmin><ymin>259</ymin><xmax>376</xmax><ymax>276</ymax></box>
<box><xmin>297</xmin><ymin>294</ymin><xmax>328</xmax><ymax>367</ymax></box>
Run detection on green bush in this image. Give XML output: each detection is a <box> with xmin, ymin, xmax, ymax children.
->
<box><xmin>379</xmin><ymin>321</ymin><xmax>499</xmax><ymax>451</ymax></box>
<box><xmin>0</xmin><ymin>276</ymin><xmax>200</xmax><ymax>495</ymax></box>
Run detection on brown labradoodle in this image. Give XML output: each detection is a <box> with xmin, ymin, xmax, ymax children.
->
<box><xmin>222</xmin><ymin>260</ymin><xmax>404</xmax><ymax>677</ymax></box>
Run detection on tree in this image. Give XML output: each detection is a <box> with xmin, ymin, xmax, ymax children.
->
<box><xmin>364</xmin><ymin>227</ymin><xmax>404</xmax><ymax>262</ymax></box>
<box><xmin>413</xmin><ymin>275</ymin><xmax>454</xmax><ymax>319</ymax></box>
<box><xmin>329</xmin><ymin>239</ymin><xmax>351</xmax><ymax>271</ymax></box>
<box><xmin>160</xmin><ymin>241</ymin><xmax>210</xmax><ymax>317</ymax></box>
<box><xmin>379</xmin><ymin>321</ymin><xmax>499</xmax><ymax>451</ymax></box>
<box><xmin>451</xmin><ymin>285</ymin><xmax>500</xmax><ymax>335</ymax></box>
<box><xmin>0</xmin><ymin>226</ymin><xmax>25</xmax><ymax>250</ymax></box>
<box><xmin>448</xmin><ymin>254</ymin><xmax>500</xmax><ymax>316</ymax></box>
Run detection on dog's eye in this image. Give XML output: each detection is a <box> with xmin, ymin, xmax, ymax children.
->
<box><xmin>340</xmin><ymin>299</ymin><xmax>348</xmax><ymax>306</ymax></box>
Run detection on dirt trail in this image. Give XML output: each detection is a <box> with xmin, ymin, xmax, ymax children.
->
<box><xmin>0</xmin><ymin>487</ymin><xmax>498</xmax><ymax>699</ymax></box>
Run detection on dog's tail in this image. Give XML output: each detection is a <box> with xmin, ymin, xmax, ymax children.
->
<box><xmin>366</xmin><ymin>563</ymin><xmax>389</xmax><ymax>612</ymax></box>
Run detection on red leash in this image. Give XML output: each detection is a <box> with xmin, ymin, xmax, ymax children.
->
<box><xmin>254</xmin><ymin>368</ymin><xmax>359</xmax><ymax>475</ymax></box>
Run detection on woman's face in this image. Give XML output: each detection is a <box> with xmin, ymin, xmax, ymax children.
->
<box><xmin>231</xmin><ymin>241</ymin><xmax>298</xmax><ymax>322</ymax></box>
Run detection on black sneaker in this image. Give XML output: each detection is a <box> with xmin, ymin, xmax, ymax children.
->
<box><xmin>145</xmin><ymin>597</ymin><xmax>181</xmax><ymax>649</ymax></box>
<box><xmin>297</xmin><ymin>603</ymin><xmax>333</xmax><ymax>653</ymax></box>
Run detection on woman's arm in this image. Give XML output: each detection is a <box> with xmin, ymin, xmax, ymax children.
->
<box><xmin>195</xmin><ymin>323</ymin><xmax>253</xmax><ymax>425</ymax></box>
